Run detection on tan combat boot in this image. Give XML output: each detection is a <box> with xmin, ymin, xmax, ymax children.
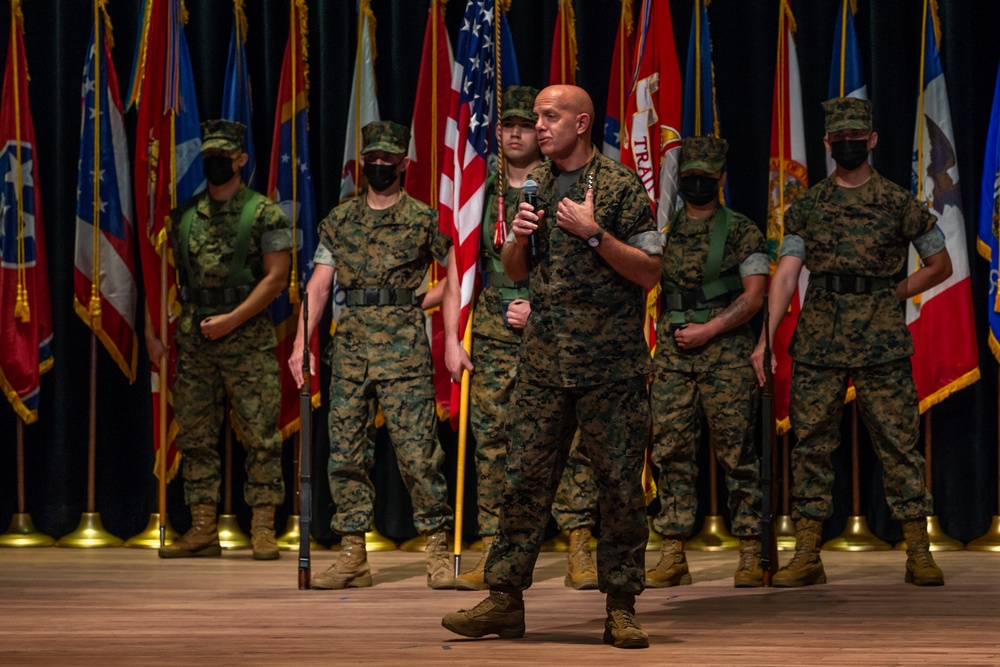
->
<box><xmin>311</xmin><ymin>533</ymin><xmax>372</xmax><ymax>589</ymax></box>
<box><xmin>773</xmin><ymin>518</ymin><xmax>826</xmax><ymax>587</ymax></box>
<box><xmin>903</xmin><ymin>519</ymin><xmax>945</xmax><ymax>586</ymax></box>
<box><xmin>645</xmin><ymin>538</ymin><xmax>691</xmax><ymax>587</ymax></box>
<box><xmin>734</xmin><ymin>538</ymin><xmax>763</xmax><ymax>587</ymax></box>
<box><xmin>565</xmin><ymin>528</ymin><xmax>599</xmax><ymax>590</ymax></box>
<box><xmin>455</xmin><ymin>535</ymin><xmax>494</xmax><ymax>591</ymax></box>
<box><xmin>441</xmin><ymin>589</ymin><xmax>525</xmax><ymax>639</ymax></box>
<box><xmin>426</xmin><ymin>530</ymin><xmax>456</xmax><ymax>590</ymax></box>
<box><xmin>158</xmin><ymin>503</ymin><xmax>221</xmax><ymax>558</ymax></box>
<box><xmin>603</xmin><ymin>593</ymin><xmax>649</xmax><ymax>649</ymax></box>
<box><xmin>251</xmin><ymin>505</ymin><xmax>280</xmax><ymax>561</ymax></box>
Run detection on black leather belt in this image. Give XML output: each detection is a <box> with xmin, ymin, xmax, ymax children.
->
<box><xmin>809</xmin><ymin>274</ymin><xmax>893</xmax><ymax>294</ymax></box>
<box><xmin>186</xmin><ymin>285</ymin><xmax>253</xmax><ymax>307</ymax></box>
<box><xmin>345</xmin><ymin>288</ymin><xmax>416</xmax><ymax>307</ymax></box>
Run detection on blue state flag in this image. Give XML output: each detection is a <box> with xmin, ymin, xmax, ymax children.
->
<box><xmin>826</xmin><ymin>0</ymin><xmax>867</xmax><ymax>175</ymax></box>
<box><xmin>221</xmin><ymin>4</ymin><xmax>256</xmax><ymax>188</ymax></box>
<box><xmin>978</xmin><ymin>62</ymin><xmax>1000</xmax><ymax>361</ymax></box>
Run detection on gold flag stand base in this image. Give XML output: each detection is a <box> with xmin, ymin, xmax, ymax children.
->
<box><xmin>365</xmin><ymin>526</ymin><xmax>397</xmax><ymax>552</ymax></box>
<box><xmin>823</xmin><ymin>515</ymin><xmax>891</xmax><ymax>551</ymax></box>
<box><xmin>400</xmin><ymin>533</ymin><xmax>466</xmax><ymax>552</ymax></box>
<box><xmin>967</xmin><ymin>515</ymin><xmax>1000</xmax><ymax>552</ymax></box>
<box><xmin>56</xmin><ymin>512</ymin><xmax>123</xmax><ymax>548</ymax></box>
<box><xmin>0</xmin><ymin>513</ymin><xmax>55</xmax><ymax>547</ymax></box>
<box><xmin>467</xmin><ymin>538</ymin><xmax>484</xmax><ymax>551</ymax></box>
<box><xmin>647</xmin><ymin>518</ymin><xmax>662</xmax><ymax>551</ymax></box>
<box><xmin>276</xmin><ymin>515</ymin><xmax>324</xmax><ymax>551</ymax></box>
<box><xmin>218</xmin><ymin>514</ymin><xmax>251</xmax><ymax>550</ymax></box>
<box><xmin>686</xmin><ymin>515</ymin><xmax>739</xmax><ymax>551</ymax></box>
<box><xmin>124</xmin><ymin>513</ymin><xmax>179</xmax><ymax>548</ymax></box>
<box><xmin>540</xmin><ymin>530</ymin><xmax>570</xmax><ymax>552</ymax></box>
<box><xmin>776</xmin><ymin>514</ymin><xmax>796</xmax><ymax>551</ymax></box>
<box><xmin>893</xmin><ymin>515</ymin><xmax>964</xmax><ymax>552</ymax></box>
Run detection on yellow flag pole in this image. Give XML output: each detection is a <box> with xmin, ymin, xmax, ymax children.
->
<box><xmin>453</xmin><ymin>309</ymin><xmax>474</xmax><ymax>575</ymax></box>
<box><xmin>11</xmin><ymin>0</ymin><xmax>29</xmax><ymax>323</ymax></box>
<box><xmin>289</xmin><ymin>0</ymin><xmax>300</xmax><ymax>303</ymax></box>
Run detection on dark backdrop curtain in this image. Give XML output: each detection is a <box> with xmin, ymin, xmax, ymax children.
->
<box><xmin>1</xmin><ymin>0</ymin><xmax>998</xmax><ymax>546</ymax></box>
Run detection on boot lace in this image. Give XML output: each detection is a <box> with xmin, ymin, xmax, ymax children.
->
<box><xmin>609</xmin><ymin>609</ymin><xmax>639</xmax><ymax>630</ymax></box>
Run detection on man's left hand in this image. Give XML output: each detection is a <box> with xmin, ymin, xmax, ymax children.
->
<box><xmin>556</xmin><ymin>189</ymin><xmax>600</xmax><ymax>240</ymax></box>
<box><xmin>200</xmin><ymin>314</ymin><xmax>235</xmax><ymax>341</ymax></box>
<box><xmin>673</xmin><ymin>322</ymin><xmax>716</xmax><ymax>350</ymax></box>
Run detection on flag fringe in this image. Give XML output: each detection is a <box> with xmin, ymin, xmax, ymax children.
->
<box><xmin>294</xmin><ymin>0</ymin><xmax>310</xmax><ymax>94</ymax></box>
<box><xmin>0</xmin><ymin>368</ymin><xmax>37</xmax><ymax>424</ymax></box>
<box><xmin>498</xmin><ymin>0</ymin><xmax>511</xmax><ymax>12</ymax></box>
<box><xmin>918</xmin><ymin>367</ymin><xmax>981</xmax><ymax>414</ymax></box>
<box><xmin>928</xmin><ymin>0</ymin><xmax>942</xmax><ymax>51</ymax></box>
<box><xmin>11</xmin><ymin>0</ymin><xmax>23</xmax><ymax>33</ymax></box>
<box><xmin>782</xmin><ymin>0</ymin><xmax>798</xmax><ymax>35</ymax></box>
<box><xmin>990</xmin><ymin>331</ymin><xmax>1000</xmax><ymax>365</ymax></box>
<box><xmin>977</xmin><ymin>237</ymin><xmax>991</xmax><ymax>261</ymax></box>
<box><xmin>276</xmin><ymin>392</ymin><xmax>322</xmax><ymax>440</ymax></box>
<box><xmin>233</xmin><ymin>0</ymin><xmax>248</xmax><ymax>45</ymax></box>
<box><xmin>73</xmin><ymin>298</ymin><xmax>138</xmax><ymax>382</ymax></box>
<box><xmin>153</xmin><ymin>431</ymin><xmax>181</xmax><ymax>483</ymax></box>
<box><xmin>561</xmin><ymin>0</ymin><xmax>579</xmax><ymax>80</ymax></box>
<box><xmin>622</xmin><ymin>0</ymin><xmax>633</xmax><ymax>37</ymax></box>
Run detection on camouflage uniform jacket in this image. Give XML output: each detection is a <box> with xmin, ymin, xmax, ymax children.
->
<box><xmin>315</xmin><ymin>190</ymin><xmax>451</xmax><ymax>381</ymax></box>
<box><xmin>784</xmin><ymin>171</ymin><xmax>936</xmax><ymax>367</ymax></box>
<box><xmin>170</xmin><ymin>185</ymin><xmax>291</xmax><ymax>343</ymax></box>
<box><xmin>476</xmin><ymin>178</ymin><xmax>530</xmax><ymax>344</ymax></box>
<box><xmin>657</xmin><ymin>207</ymin><xmax>767</xmax><ymax>372</ymax></box>
<box><xmin>517</xmin><ymin>148</ymin><xmax>659</xmax><ymax>387</ymax></box>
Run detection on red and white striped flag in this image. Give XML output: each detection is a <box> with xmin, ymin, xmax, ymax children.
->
<box><xmin>765</xmin><ymin>0</ymin><xmax>809</xmax><ymax>434</ymax></box>
<box><xmin>439</xmin><ymin>0</ymin><xmax>500</xmax><ymax>424</ymax></box>
<box><xmin>907</xmin><ymin>2</ymin><xmax>979</xmax><ymax>410</ymax></box>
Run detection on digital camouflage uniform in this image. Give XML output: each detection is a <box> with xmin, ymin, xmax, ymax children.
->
<box><xmin>314</xmin><ymin>124</ymin><xmax>453</xmax><ymax>535</ymax></box>
<box><xmin>471</xmin><ymin>178</ymin><xmax>597</xmax><ymax>539</ymax></box>
<box><xmin>780</xmin><ymin>98</ymin><xmax>945</xmax><ymax>522</ymax></box>
<box><xmin>651</xmin><ymin>137</ymin><xmax>769</xmax><ymax>539</ymax></box>
<box><xmin>172</xmin><ymin>179</ymin><xmax>291</xmax><ymax>508</ymax></box>
<box><xmin>484</xmin><ymin>148</ymin><xmax>660</xmax><ymax>594</ymax></box>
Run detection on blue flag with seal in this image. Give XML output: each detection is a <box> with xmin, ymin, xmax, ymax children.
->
<box><xmin>826</xmin><ymin>0</ymin><xmax>867</xmax><ymax>175</ymax></box>
<box><xmin>978</xmin><ymin>61</ymin><xmax>1000</xmax><ymax>361</ymax></box>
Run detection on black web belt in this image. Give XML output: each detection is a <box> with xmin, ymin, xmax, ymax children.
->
<box><xmin>186</xmin><ymin>285</ymin><xmax>253</xmax><ymax>307</ymax></box>
<box><xmin>661</xmin><ymin>291</ymin><xmax>734</xmax><ymax>312</ymax></box>
<box><xmin>345</xmin><ymin>287</ymin><xmax>416</xmax><ymax>307</ymax></box>
<box><xmin>809</xmin><ymin>273</ymin><xmax>893</xmax><ymax>294</ymax></box>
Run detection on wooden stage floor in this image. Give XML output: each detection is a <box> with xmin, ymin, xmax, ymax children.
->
<box><xmin>2</xmin><ymin>547</ymin><xmax>999</xmax><ymax>666</ymax></box>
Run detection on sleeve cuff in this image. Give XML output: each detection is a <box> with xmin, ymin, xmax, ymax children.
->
<box><xmin>262</xmin><ymin>229</ymin><xmax>293</xmax><ymax>254</ymax></box>
<box><xmin>778</xmin><ymin>234</ymin><xmax>805</xmax><ymax>260</ymax></box>
<box><xmin>313</xmin><ymin>242</ymin><xmax>335</xmax><ymax>267</ymax></box>
<box><xmin>912</xmin><ymin>224</ymin><xmax>947</xmax><ymax>259</ymax></box>
<box><xmin>740</xmin><ymin>252</ymin><xmax>772</xmax><ymax>278</ymax></box>
<box><xmin>628</xmin><ymin>230</ymin><xmax>665</xmax><ymax>256</ymax></box>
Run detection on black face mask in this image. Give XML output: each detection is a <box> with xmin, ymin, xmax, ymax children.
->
<box><xmin>830</xmin><ymin>139</ymin><xmax>870</xmax><ymax>171</ymax></box>
<box><xmin>363</xmin><ymin>162</ymin><xmax>400</xmax><ymax>192</ymax></box>
<box><xmin>203</xmin><ymin>155</ymin><xmax>236</xmax><ymax>186</ymax></box>
<box><xmin>678</xmin><ymin>174</ymin><xmax>720</xmax><ymax>206</ymax></box>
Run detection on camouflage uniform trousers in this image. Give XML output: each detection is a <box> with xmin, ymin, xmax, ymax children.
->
<box><xmin>484</xmin><ymin>376</ymin><xmax>649</xmax><ymax>594</ymax></box>
<box><xmin>650</xmin><ymin>364</ymin><xmax>762</xmax><ymax>538</ymax></box>
<box><xmin>174</xmin><ymin>315</ymin><xmax>284</xmax><ymax>507</ymax></box>
<box><xmin>470</xmin><ymin>335</ymin><xmax>597</xmax><ymax>537</ymax></box>
<box><xmin>327</xmin><ymin>373</ymin><xmax>453</xmax><ymax>535</ymax></box>
<box><xmin>789</xmin><ymin>358</ymin><xmax>933</xmax><ymax>520</ymax></box>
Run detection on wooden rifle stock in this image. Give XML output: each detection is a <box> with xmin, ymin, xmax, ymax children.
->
<box><xmin>760</xmin><ymin>295</ymin><xmax>780</xmax><ymax>585</ymax></box>
<box><xmin>298</xmin><ymin>293</ymin><xmax>312</xmax><ymax>590</ymax></box>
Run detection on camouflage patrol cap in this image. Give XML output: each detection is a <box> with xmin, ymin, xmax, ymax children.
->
<box><xmin>200</xmin><ymin>119</ymin><xmax>246</xmax><ymax>153</ymax></box>
<box><xmin>361</xmin><ymin>120</ymin><xmax>410</xmax><ymax>155</ymax></box>
<box><xmin>822</xmin><ymin>97</ymin><xmax>873</xmax><ymax>133</ymax></box>
<box><xmin>679</xmin><ymin>135</ymin><xmax>728</xmax><ymax>173</ymax></box>
<box><xmin>500</xmin><ymin>86</ymin><xmax>539</xmax><ymax>121</ymax></box>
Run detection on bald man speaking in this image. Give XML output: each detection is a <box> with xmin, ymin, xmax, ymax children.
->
<box><xmin>442</xmin><ymin>85</ymin><xmax>662</xmax><ymax>648</ymax></box>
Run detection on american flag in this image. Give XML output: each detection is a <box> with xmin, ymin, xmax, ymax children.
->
<box><xmin>440</xmin><ymin>0</ymin><xmax>498</xmax><ymax>351</ymax></box>
<box><xmin>73</xmin><ymin>9</ymin><xmax>138</xmax><ymax>383</ymax></box>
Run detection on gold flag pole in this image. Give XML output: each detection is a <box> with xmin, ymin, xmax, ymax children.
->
<box><xmin>0</xmin><ymin>418</ymin><xmax>55</xmax><ymax>547</ymax></box>
<box><xmin>686</xmin><ymin>434</ymin><xmax>738</xmax><ymax>551</ymax></box>
<box><xmin>218</xmin><ymin>402</ymin><xmax>251</xmax><ymax>549</ymax></box>
<box><xmin>59</xmin><ymin>3</ymin><xmax>121</xmax><ymax>549</ymax></box>
<box><xmin>968</xmin><ymin>367</ymin><xmax>1000</xmax><ymax>550</ymax></box>
<box><xmin>824</xmin><ymin>403</ymin><xmax>889</xmax><ymax>550</ymax></box>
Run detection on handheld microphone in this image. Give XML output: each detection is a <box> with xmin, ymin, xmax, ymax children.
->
<box><xmin>522</xmin><ymin>179</ymin><xmax>539</xmax><ymax>260</ymax></box>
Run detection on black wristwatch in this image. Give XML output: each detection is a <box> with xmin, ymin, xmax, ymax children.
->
<box><xmin>587</xmin><ymin>228</ymin><xmax>605</xmax><ymax>248</ymax></box>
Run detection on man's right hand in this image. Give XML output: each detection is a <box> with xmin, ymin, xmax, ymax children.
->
<box><xmin>145</xmin><ymin>335</ymin><xmax>168</xmax><ymax>368</ymax></box>
<box><xmin>512</xmin><ymin>201</ymin><xmax>544</xmax><ymax>244</ymax></box>
<box><xmin>506</xmin><ymin>299</ymin><xmax>530</xmax><ymax>330</ymax></box>
<box><xmin>445</xmin><ymin>340</ymin><xmax>474</xmax><ymax>384</ymax></box>
<box><xmin>750</xmin><ymin>338</ymin><xmax>776</xmax><ymax>387</ymax></box>
<box><xmin>288</xmin><ymin>343</ymin><xmax>314</xmax><ymax>389</ymax></box>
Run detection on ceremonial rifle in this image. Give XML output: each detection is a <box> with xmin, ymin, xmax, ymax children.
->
<box><xmin>760</xmin><ymin>295</ymin><xmax>780</xmax><ymax>585</ymax></box>
<box><xmin>298</xmin><ymin>293</ymin><xmax>312</xmax><ymax>590</ymax></box>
